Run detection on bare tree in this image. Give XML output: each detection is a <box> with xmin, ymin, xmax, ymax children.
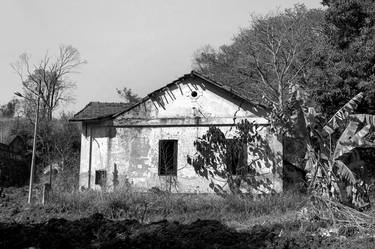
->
<box><xmin>12</xmin><ymin>45</ymin><xmax>86</xmax><ymax>121</ymax></box>
<box><xmin>11</xmin><ymin>45</ymin><xmax>85</xmax><ymax>189</ymax></box>
<box><xmin>237</xmin><ymin>6</ymin><xmax>323</xmax><ymax>112</ymax></box>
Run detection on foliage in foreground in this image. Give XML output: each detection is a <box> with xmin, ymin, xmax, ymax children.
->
<box><xmin>187</xmin><ymin>120</ymin><xmax>281</xmax><ymax>196</ymax></box>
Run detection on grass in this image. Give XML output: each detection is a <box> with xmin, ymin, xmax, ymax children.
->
<box><xmin>46</xmin><ymin>188</ymin><xmax>308</xmax><ymax>224</ymax></box>
<box><xmin>3</xmin><ymin>187</ymin><xmax>375</xmax><ymax>248</ymax></box>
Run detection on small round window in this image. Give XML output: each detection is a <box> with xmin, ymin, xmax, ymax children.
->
<box><xmin>191</xmin><ymin>91</ymin><xmax>198</xmax><ymax>97</ymax></box>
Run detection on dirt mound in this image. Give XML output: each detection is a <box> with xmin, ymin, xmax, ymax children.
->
<box><xmin>0</xmin><ymin>213</ymin><xmax>346</xmax><ymax>249</ymax></box>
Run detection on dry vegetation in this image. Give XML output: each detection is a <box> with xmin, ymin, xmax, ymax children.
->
<box><xmin>48</xmin><ymin>189</ymin><xmax>306</xmax><ymax>223</ymax></box>
<box><xmin>1</xmin><ymin>187</ymin><xmax>375</xmax><ymax>248</ymax></box>
<box><xmin>1</xmin><ymin>186</ymin><xmax>306</xmax><ymax>224</ymax></box>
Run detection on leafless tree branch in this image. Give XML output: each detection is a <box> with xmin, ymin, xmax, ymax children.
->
<box><xmin>12</xmin><ymin>45</ymin><xmax>86</xmax><ymax>121</ymax></box>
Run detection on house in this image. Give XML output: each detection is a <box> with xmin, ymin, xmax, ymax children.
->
<box><xmin>71</xmin><ymin>71</ymin><xmax>282</xmax><ymax>193</ymax></box>
<box><xmin>0</xmin><ymin>135</ymin><xmax>28</xmax><ymax>187</ymax></box>
<box><xmin>0</xmin><ymin>135</ymin><xmax>26</xmax><ymax>161</ymax></box>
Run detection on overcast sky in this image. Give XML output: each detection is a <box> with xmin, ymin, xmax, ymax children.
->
<box><xmin>0</xmin><ymin>0</ymin><xmax>322</xmax><ymax>113</ymax></box>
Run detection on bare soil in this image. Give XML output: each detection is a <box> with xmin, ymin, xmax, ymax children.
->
<box><xmin>0</xmin><ymin>214</ymin><xmax>340</xmax><ymax>249</ymax></box>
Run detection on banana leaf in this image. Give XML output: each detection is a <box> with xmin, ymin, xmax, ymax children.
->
<box><xmin>323</xmin><ymin>92</ymin><xmax>364</xmax><ymax>135</ymax></box>
<box><xmin>351</xmin><ymin>114</ymin><xmax>375</xmax><ymax>127</ymax></box>
<box><xmin>334</xmin><ymin>115</ymin><xmax>375</xmax><ymax>160</ymax></box>
<box><xmin>334</xmin><ymin>160</ymin><xmax>357</xmax><ymax>184</ymax></box>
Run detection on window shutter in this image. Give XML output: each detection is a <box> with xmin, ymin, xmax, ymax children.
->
<box><xmin>173</xmin><ymin>140</ymin><xmax>178</xmax><ymax>175</ymax></box>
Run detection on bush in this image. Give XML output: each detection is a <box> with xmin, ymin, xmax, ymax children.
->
<box><xmin>224</xmin><ymin>191</ymin><xmax>307</xmax><ymax>217</ymax></box>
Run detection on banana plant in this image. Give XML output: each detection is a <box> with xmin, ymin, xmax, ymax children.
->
<box><xmin>332</xmin><ymin>114</ymin><xmax>375</xmax><ymax>208</ymax></box>
<box><xmin>323</xmin><ymin>92</ymin><xmax>364</xmax><ymax>135</ymax></box>
<box><xmin>322</xmin><ymin>93</ymin><xmax>365</xmax><ymax>187</ymax></box>
<box><xmin>303</xmin><ymin>92</ymin><xmax>375</xmax><ymax>209</ymax></box>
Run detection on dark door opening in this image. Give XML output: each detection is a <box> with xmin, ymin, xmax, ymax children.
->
<box><xmin>159</xmin><ymin>140</ymin><xmax>178</xmax><ymax>176</ymax></box>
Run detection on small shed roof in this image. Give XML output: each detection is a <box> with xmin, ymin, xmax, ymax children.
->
<box><xmin>71</xmin><ymin>102</ymin><xmax>133</xmax><ymax>121</ymax></box>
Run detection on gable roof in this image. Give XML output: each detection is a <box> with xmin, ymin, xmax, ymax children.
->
<box><xmin>71</xmin><ymin>102</ymin><xmax>133</xmax><ymax>121</ymax></box>
<box><xmin>190</xmin><ymin>71</ymin><xmax>265</xmax><ymax>107</ymax></box>
<box><xmin>6</xmin><ymin>135</ymin><xmax>24</xmax><ymax>145</ymax></box>
<box><xmin>112</xmin><ymin>71</ymin><xmax>268</xmax><ymax>118</ymax></box>
<box><xmin>71</xmin><ymin>71</ymin><xmax>267</xmax><ymax>122</ymax></box>
<box><xmin>0</xmin><ymin>135</ymin><xmax>24</xmax><ymax>146</ymax></box>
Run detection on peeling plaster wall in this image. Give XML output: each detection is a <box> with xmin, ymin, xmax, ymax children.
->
<box><xmin>79</xmin><ymin>77</ymin><xmax>283</xmax><ymax>193</ymax></box>
<box><xmin>112</xmin><ymin>126</ymin><xmax>221</xmax><ymax>192</ymax></box>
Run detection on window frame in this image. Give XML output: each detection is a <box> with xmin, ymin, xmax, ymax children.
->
<box><xmin>158</xmin><ymin>139</ymin><xmax>178</xmax><ymax>176</ymax></box>
<box><xmin>95</xmin><ymin>170</ymin><xmax>107</xmax><ymax>187</ymax></box>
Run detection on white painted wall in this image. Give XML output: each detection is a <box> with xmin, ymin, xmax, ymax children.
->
<box><xmin>79</xmin><ymin>76</ymin><xmax>282</xmax><ymax>193</ymax></box>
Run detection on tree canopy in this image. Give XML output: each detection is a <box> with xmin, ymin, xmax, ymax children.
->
<box><xmin>194</xmin><ymin>2</ymin><xmax>375</xmax><ymax>119</ymax></box>
<box><xmin>194</xmin><ymin>5</ymin><xmax>325</xmax><ymax>112</ymax></box>
<box><xmin>313</xmin><ymin>0</ymin><xmax>375</xmax><ymax>116</ymax></box>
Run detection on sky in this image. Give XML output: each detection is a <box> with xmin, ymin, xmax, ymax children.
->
<box><xmin>0</xmin><ymin>0</ymin><xmax>322</xmax><ymax>114</ymax></box>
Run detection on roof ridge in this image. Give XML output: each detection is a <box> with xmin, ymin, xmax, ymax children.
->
<box><xmin>73</xmin><ymin>102</ymin><xmax>93</xmax><ymax>118</ymax></box>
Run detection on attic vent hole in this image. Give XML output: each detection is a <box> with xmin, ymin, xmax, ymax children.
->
<box><xmin>191</xmin><ymin>91</ymin><xmax>198</xmax><ymax>97</ymax></box>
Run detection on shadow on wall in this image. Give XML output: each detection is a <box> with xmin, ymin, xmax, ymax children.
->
<box><xmin>187</xmin><ymin>120</ymin><xmax>282</xmax><ymax>197</ymax></box>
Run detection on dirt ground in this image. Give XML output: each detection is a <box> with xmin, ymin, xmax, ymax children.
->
<box><xmin>0</xmin><ymin>214</ymin><xmax>344</xmax><ymax>249</ymax></box>
<box><xmin>1</xmin><ymin>187</ymin><xmax>375</xmax><ymax>249</ymax></box>
<box><xmin>2</xmin><ymin>213</ymin><xmax>375</xmax><ymax>249</ymax></box>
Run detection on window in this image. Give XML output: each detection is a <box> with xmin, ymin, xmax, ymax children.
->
<box><xmin>159</xmin><ymin>140</ymin><xmax>178</xmax><ymax>176</ymax></box>
<box><xmin>95</xmin><ymin>170</ymin><xmax>107</xmax><ymax>187</ymax></box>
<box><xmin>226</xmin><ymin>139</ymin><xmax>247</xmax><ymax>175</ymax></box>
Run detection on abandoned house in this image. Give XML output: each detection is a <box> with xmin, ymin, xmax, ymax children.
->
<box><xmin>71</xmin><ymin>71</ymin><xmax>282</xmax><ymax>193</ymax></box>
